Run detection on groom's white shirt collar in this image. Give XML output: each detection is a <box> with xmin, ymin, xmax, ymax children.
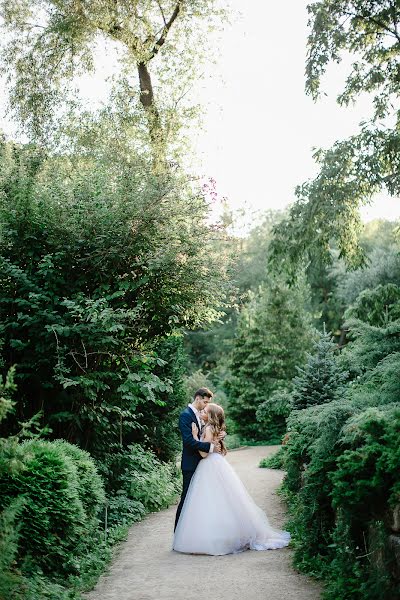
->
<box><xmin>188</xmin><ymin>403</ymin><xmax>202</xmax><ymax>429</ymax></box>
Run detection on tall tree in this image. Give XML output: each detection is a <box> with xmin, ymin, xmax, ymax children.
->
<box><xmin>270</xmin><ymin>0</ymin><xmax>400</xmax><ymax>276</ymax></box>
<box><xmin>226</xmin><ymin>275</ymin><xmax>314</xmax><ymax>441</ymax></box>
<box><xmin>0</xmin><ymin>0</ymin><xmax>226</xmax><ymax>171</ymax></box>
<box><xmin>291</xmin><ymin>328</ymin><xmax>348</xmax><ymax>411</ymax></box>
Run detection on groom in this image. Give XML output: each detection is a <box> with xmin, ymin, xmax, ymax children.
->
<box><xmin>174</xmin><ymin>387</ymin><xmax>221</xmax><ymax>530</ymax></box>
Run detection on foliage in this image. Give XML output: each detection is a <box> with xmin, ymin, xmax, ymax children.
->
<box><xmin>336</xmin><ymin>225</ymin><xmax>400</xmax><ymax>307</ymax></box>
<box><xmin>291</xmin><ymin>329</ymin><xmax>348</xmax><ymax>411</ymax></box>
<box><xmin>226</xmin><ymin>275</ymin><xmax>314</xmax><ymax>441</ymax></box>
<box><xmin>183</xmin><ymin>210</ymin><xmax>281</xmax><ymax>375</ymax></box>
<box><xmin>0</xmin><ymin>390</ymin><xmax>176</xmax><ymax>600</ymax></box>
<box><xmin>259</xmin><ymin>446</ymin><xmax>286</xmax><ymax>470</ymax></box>
<box><xmin>0</xmin><ymin>439</ymin><xmax>105</xmax><ymax>576</ymax></box>
<box><xmin>0</xmin><ymin>0</ymin><xmax>228</xmax><ymax>168</ymax></box>
<box><xmin>305</xmin><ymin>251</ymin><xmax>345</xmax><ymax>336</ymax></box>
<box><xmin>280</xmin><ymin>281</ymin><xmax>400</xmax><ymax>598</ymax></box>
<box><xmin>305</xmin><ymin>1</ymin><xmax>400</xmax><ymax>114</ymax></box>
<box><xmin>269</xmin><ymin>1</ymin><xmax>400</xmax><ymax>275</ymax></box>
<box><xmin>105</xmin><ymin>493</ymin><xmax>146</xmax><ymax>529</ymax></box>
<box><xmin>344</xmin><ymin>283</ymin><xmax>400</xmax><ymax>327</ymax></box>
<box><xmin>0</xmin><ymin>367</ymin><xmax>83</xmax><ymax>599</ymax></box>
<box><xmin>255</xmin><ymin>389</ymin><xmax>293</xmax><ymax>443</ymax></box>
<box><xmin>129</xmin><ymin>334</ymin><xmax>188</xmax><ymax>463</ymax></box>
<box><xmin>0</xmin><ymin>365</ymin><xmax>25</xmax><ymax>599</ymax></box>
<box><xmin>98</xmin><ymin>443</ymin><xmax>180</xmax><ymax>521</ymax></box>
<box><xmin>0</xmin><ymin>136</ymin><xmax>227</xmax><ymax>460</ymax></box>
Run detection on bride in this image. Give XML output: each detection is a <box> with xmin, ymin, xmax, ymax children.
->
<box><xmin>173</xmin><ymin>403</ymin><xmax>291</xmax><ymax>556</ymax></box>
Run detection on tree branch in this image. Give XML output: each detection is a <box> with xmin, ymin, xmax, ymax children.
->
<box><xmin>345</xmin><ymin>9</ymin><xmax>400</xmax><ymax>45</ymax></box>
<box><xmin>149</xmin><ymin>1</ymin><xmax>182</xmax><ymax>60</ymax></box>
<box><xmin>156</xmin><ymin>0</ymin><xmax>167</xmax><ymax>26</ymax></box>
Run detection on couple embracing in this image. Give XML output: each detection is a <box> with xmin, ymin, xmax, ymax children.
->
<box><xmin>173</xmin><ymin>387</ymin><xmax>290</xmax><ymax>556</ymax></box>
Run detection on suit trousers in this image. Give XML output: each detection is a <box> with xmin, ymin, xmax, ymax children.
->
<box><xmin>174</xmin><ymin>470</ymin><xmax>195</xmax><ymax>531</ymax></box>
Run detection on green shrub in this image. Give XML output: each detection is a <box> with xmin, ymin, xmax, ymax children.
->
<box><xmin>122</xmin><ymin>444</ymin><xmax>181</xmax><ymax>512</ymax></box>
<box><xmin>54</xmin><ymin>441</ymin><xmax>105</xmax><ymax>519</ymax></box>
<box><xmin>256</xmin><ymin>389</ymin><xmax>293</xmax><ymax>442</ymax></box>
<box><xmin>98</xmin><ymin>443</ymin><xmax>181</xmax><ymax>519</ymax></box>
<box><xmin>280</xmin><ymin>313</ymin><xmax>400</xmax><ymax>598</ymax></box>
<box><xmin>105</xmin><ymin>493</ymin><xmax>146</xmax><ymax>528</ymax></box>
<box><xmin>0</xmin><ymin>498</ymin><xmax>25</xmax><ymax>600</ymax></box>
<box><xmin>224</xmin><ymin>433</ymin><xmax>242</xmax><ymax>450</ymax></box>
<box><xmin>324</xmin><ymin>407</ymin><xmax>400</xmax><ymax>600</ymax></box>
<box><xmin>0</xmin><ymin>439</ymin><xmax>105</xmax><ymax>576</ymax></box>
<box><xmin>259</xmin><ymin>446</ymin><xmax>286</xmax><ymax>469</ymax></box>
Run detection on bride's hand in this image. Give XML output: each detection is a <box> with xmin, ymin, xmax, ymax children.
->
<box><xmin>191</xmin><ymin>422</ymin><xmax>199</xmax><ymax>440</ymax></box>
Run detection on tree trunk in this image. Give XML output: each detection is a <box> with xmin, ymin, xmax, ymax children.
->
<box><xmin>137</xmin><ymin>61</ymin><xmax>167</xmax><ymax>174</ymax></box>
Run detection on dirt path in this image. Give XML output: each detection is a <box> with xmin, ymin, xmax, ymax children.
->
<box><xmin>85</xmin><ymin>446</ymin><xmax>321</xmax><ymax>600</ymax></box>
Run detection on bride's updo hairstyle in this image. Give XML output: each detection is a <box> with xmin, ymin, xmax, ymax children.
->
<box><xmin>207</xmin><ymin>403</ymin><xmax>227</xmax><ymax>456</ymax></box>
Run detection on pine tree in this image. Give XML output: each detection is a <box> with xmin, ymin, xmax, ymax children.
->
<box><xmin>226</xmin><ymin>276</ymin><xmax>314</xmax><ymax>440</ymax></box>
<box><xmin>291</xmin><ymin>328</ymin><xmax>348</xmax><ymax>411</ymax></box>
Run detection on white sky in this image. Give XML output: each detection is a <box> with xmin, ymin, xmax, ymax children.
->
<box><xmin>1</xmin><ymin>0</ymin><xmax>400</xmax><ymax>227</ymax></box>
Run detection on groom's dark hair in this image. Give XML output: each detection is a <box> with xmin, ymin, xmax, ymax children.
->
<box><xmin>194</xmin><ymin>387</ymin><xmax>213</xmax><ymax>399</ymax></box>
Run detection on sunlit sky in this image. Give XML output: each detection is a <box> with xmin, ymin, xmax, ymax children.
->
<box><xmin>1</xmin><ymin>0</ymin><xmax>400</xmax><ymax>227</ymax></box>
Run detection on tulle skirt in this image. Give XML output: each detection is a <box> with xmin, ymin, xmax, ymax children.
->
<box><xmin>173</xmin><ymin>453</ymin><xmax>290</xmax><ymax>556</ymax></box>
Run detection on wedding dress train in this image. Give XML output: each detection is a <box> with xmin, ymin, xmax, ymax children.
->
<box><xmin>173</xmin><ymin>452</ymin><xmax>290</xmax><ymax>555</ymax></box>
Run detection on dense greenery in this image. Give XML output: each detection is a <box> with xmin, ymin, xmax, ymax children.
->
<box><xmin>0</xmin><ymin>1</ymin><xmax>400</xmax><ymax>599</ymax></box>
<box><xmin>0</xmin><ymin>373</ymin><xmax>181</xmax><ymax>598</ymax></box>
<box><xmin>0</xmin><ymin>124</ymin><xmax>228</xmax><ymax>596</ymax></box>
<box><xmin>262</xmin><ymin>282</ymin><xmax>400</xmax><ymax>599</ymax></box>
<box><xmin>226</xmin><ymin>275</ymin><xmax>314</xmax><ymax>442</ymax></box>
<box><xmin>0</xmin><ymin>135</ymin><xmax>226</xmax><ymax>459</ymax></box>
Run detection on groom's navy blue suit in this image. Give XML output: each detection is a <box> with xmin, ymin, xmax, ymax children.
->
<box><xmin>174</xmin><ymin>406</ymin><xmax>211</xmax><ymax>530</ymax></box>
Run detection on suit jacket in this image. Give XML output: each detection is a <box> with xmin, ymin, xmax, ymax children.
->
<box><xmin>179</xmin><ymin>406</ymin><xmax>211</xmax><ymax>472</ymax></box>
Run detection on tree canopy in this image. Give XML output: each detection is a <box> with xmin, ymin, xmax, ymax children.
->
<box><xmin>270</xmin><ymin>0</ymin><xmax>400</xmax><ymax>276</ymax></box>
<box><xmin>0</xmin><ymin>0</ymin><xmax>227</xmax><ymax>169</ymax></box>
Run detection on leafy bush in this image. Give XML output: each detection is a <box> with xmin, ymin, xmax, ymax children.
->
<box><xmin>256</xmin><ymin>388</ymin><xmax>293</xmax><ymax>442</ymax></box>
<box><xmin>226</xmin><ymin>276</ymin><xmax>314</xmax><ymax>440</ymax></box>
<box><xmin>0</xmin><ymin>439</ymin><xmax>105</xmax><ymax>576</ymax></box>
<box><xmin>54</xmin><ymin>441</ymin><xmax>105</xmax><ymax>519</ymax></box>
<box><xmin>99</xmin><ymin>443</ymin><xmax>181</xmax><ymax>520</ymax></box>
<box><xmin>259</xmin><ymin>446</ymin><xmax>286</xmax><ymax>469</ymax></box>
<box><xmin>280</xmin><ymin>298</ymin><xmax>400</xmax><ymax>598</ymax></box>
<box><xmin>105</xmin><ymin>493</ymin><xmax>146</xmax><ymax>528</ymax></box>
<box><xmin>224</xmin><ymin>433</ymin><xmax>243</xmax><ymax>450</ymax></box>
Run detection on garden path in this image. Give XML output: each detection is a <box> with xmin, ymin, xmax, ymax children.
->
<box><xmin>85</xmin><ymin>446</ymin><xmax>322</xmax><ymax>600</ymax></box>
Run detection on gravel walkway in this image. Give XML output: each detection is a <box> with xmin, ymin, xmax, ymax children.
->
<box><xmin>85</xmin><ymin>446</ymin><xmax>321</xmax><ymax>600</ymax></box>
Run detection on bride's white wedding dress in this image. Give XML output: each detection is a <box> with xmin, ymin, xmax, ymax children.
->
<box><xmin>173</xmin><ymin>446</ymin><xmax>290</xmax><ymax>556</ymax></box>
